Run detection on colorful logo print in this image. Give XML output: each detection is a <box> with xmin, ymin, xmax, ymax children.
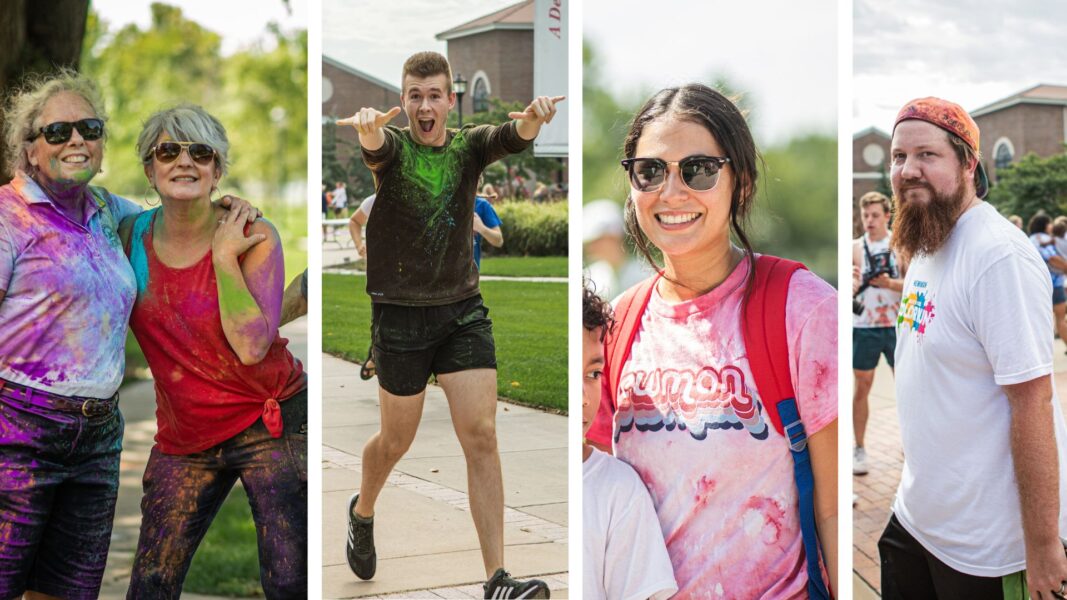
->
<box><xmin>898</xmin><ymin>281</ymin><xmax>936</xmax><ymax>338</ymax></box>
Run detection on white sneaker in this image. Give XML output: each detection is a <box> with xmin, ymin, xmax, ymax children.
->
<box><xmin>853</xmin><ymin>446</ymin><xmax>869</xmax><ymax>475</ymax></box>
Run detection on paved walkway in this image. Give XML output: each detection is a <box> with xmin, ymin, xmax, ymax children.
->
<box><xmin>321</xmin><ymin>354</ymin><xmax>568</xmax><ymax>599</ymax></box>
<box><xmin>851</xmin><ymin>348</ymin><xmax>1067</xmax><ymax>597</ymax></box>
<box><xmin>98</xmin><ymin>318</ymin><xmax>307</xmax><ymax>599</ymax></box>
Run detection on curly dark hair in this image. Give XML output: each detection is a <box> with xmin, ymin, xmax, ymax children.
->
<box><xmin>583</xmin><ymin>284</ymin><xmax>615</xmax><ymax>341</ymax></box>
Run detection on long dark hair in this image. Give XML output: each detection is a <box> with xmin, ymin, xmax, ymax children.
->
<box><xmin>622</xmin><ymin>84</ymin><xmax>761</xmax><ymax>295</ymax></box>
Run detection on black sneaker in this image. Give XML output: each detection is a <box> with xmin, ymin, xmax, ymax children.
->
<box><xmin>346</xmin><ymin>494</ymin><xmax>376</xmax><ymax>580</ymax></box>
<box><xmin>483</xmin><ymin>568</ymin><xmax>550</xmax><ymax>599</ymax></box>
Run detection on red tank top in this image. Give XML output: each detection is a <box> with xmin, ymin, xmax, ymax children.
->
<box><xmin>128</xmin><ymin>211</ymin><xmax>306</xmax><ymax>454</ymax></box>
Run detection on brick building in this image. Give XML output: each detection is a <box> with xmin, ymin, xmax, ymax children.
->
<box><xmin>852</xmin><ymin>127</ymin><xmax>891</xmax><ymax>235</ymax></box>
<box><xmin>322</xmin><ymin>55</ymin><xmax>405</xmax><ymax>164</ymax></box>
<box><xmin>435</xmin><ymin>0</ymin><xmax>535</xmax><ymax>119</ymax></box>
<box><xmin>971</xmin><ymin>84</ymin><xmax>1067</xmax><ymax>183</ymax></box>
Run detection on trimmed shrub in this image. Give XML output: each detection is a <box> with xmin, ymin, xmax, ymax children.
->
<box><xmin>486</xmin><ymin>200</ymin><xmax>568</xmax><ymax>256</ymax></box>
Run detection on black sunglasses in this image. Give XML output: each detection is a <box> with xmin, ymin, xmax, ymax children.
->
<box><xmin>146</xmin><ymin>141</ymin><xmax>217</xmax><ymax>165</ymax></box>
<box><xmin>27</xmin><ymin>118</ymin><xmax>105</xmax><ymax>145</ymax></box>
<box><xmin>621</xmin><ymin>155</ymin><xmax>731</xmax><ymax>192</ymax></box>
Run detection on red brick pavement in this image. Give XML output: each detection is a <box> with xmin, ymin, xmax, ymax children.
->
<box><xmin>851</xmin><ymin>402</ymin><xmax>901</xmax><ymax>594</ymax></box>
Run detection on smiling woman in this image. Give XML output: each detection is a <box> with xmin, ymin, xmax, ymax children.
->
<box><xmin>0</xmin><ymin>70</ymin><xmax>140</xmax><ymax>600</ymax></box>
<box><xmin>118</xmin><ymin>103</ymin><xmax>308</xmax><ymax>598</ymax></box>
<box><xmin>585</xmin><ymin>83</ymin><xmax>839</xmax><ymax>599</ymax></box>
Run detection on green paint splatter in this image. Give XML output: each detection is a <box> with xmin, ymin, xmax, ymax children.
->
<box><xmin>398</xmin><ymin>129</ymin><xmax>471</xmax><ymax>236</ymax></box>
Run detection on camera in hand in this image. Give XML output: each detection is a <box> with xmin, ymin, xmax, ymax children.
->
<box><xmin>853</xmin><ymin>250</ymin><xmax>895</xmax><ymax>316</ymax></box>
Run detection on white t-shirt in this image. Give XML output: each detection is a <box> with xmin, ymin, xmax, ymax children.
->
<box><xmin>854</xmin><ymin>232</ymin><xmax>901</xmax><ymax>328</ymax></box>
<box><xmin>359</xmin><ymin>194</ymin><xmax>376</xmax><ymax>216</ymax></box>
<box><xmin>894</xmin><ymin>201</ymin><xmax>1067</xmax><ymax>576</ymax></box>
<box><xmin>583</xmin><ymin>448</ymin><xmax>678</xmax><ymax>600</ymax></box>
<box><xmin>330</xmin><ymin>186</ymin><xmax>348</xmax><ymax>209</ymax></box>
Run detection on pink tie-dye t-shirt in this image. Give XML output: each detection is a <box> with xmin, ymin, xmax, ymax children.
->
<box><xmin>613</xmin><ymin>260</ymin><xmax>837</xmax><ymax>599</ymax></box>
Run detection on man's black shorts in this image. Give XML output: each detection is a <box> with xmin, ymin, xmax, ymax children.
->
<box><xmin>371</xmin><ymin>295</ymin><xmax>496</xmax><ymax>396</ymax></box>
<box><xmin>853</xmin><ymin>326</ymin><xmax>896</xmax><ymax>371</ymax></box>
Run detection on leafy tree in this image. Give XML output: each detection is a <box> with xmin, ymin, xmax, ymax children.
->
<box><xmin>987</xmin><ymin>151</ymin><xmax>1067</xmax><ymax>223</ymax></box>
<box><xmin>451</xmin><ymin>97</ymin><xmax>565</xmax><ymax>197</ymax></box>
<box><xmin>86</xmin><ymin>4</ymin><xmax>224</xmax><ymax>195</ymax></box>
<box><xmin>82</xmin><ymin>3</ymin><xmax>306</xmax><ymax>200</ymax></box>
<box><xmin>218</xmin><ymin>25</ymin><xmax>307</xmax><ymax>195</ymax></box>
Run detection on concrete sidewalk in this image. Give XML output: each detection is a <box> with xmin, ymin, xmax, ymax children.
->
<box><xmin>321</xmin><ymin>354</ymin><xmax>569</xmax><ymax>599</ymax></box>
<box><xmin>852</xmin><ymin>349</ymin><xmax>1067</xmax><ymax>598</ymax></box>
<box><xmin>98</xmin><ymin>318</ymin><xmax>307</xmax><ymax>599</ymax></box>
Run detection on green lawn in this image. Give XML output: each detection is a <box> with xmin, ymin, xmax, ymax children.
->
<box><xmin>330</xmin><ymin>255</ymin><xmax>567</xmax><ymax>278</ymax></box>
<box><xmin>184</xmin><ymin>485</ymin><xmax>263</xmax><ymax>596</ymax></box>
<box><xmin>323</xmin><ymin>274</ymin><xmax>567</xmax><ymax>412</ymax></box>
<box><xmin>478</xmin><ymin>255</ymin><xmax>567</xmax><ymax>277</ymax></box>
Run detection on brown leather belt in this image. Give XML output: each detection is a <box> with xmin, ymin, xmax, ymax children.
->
<box><xmin>0</xmin><ymin>378</ymin><xmax>119</xmax><ymax>417</ymax></box>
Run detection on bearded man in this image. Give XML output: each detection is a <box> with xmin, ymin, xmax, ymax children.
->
<box><xmin>879</xmin><ymin>97</ymin><xmax>1067</xmax><ymax>599</ymax></box>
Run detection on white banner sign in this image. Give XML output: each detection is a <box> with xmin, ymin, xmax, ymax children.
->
<box><xmin>533</xmin><ymin>0</ymin><xmax>567</xmax><ymax>157</ymax></box>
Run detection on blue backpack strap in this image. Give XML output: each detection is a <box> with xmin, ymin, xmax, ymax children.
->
<box><xmin>743</xmin><ymin>255</ymin><xmax>831</xmax><ymax>599</ymax></box>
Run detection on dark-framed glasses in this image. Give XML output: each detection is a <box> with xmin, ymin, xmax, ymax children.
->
<box><xmin>147</xmin><ymin>141</ymin><xmax>217</xmax><ymax>165</ymax></box>
<box><xmin>27</xmin><ymin>118</ymin><xmax>105</xmax><ymax>145</ymax></box>
<box><xmin>621</xmin><ymin>155</ymin><xmax>731</xmax><ymax>192</ymax></box>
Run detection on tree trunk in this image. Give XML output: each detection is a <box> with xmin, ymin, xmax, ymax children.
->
<box><xmin>0</xmin><ymin>0</ymin><xmax>89</xmax><ymax>183</ymax></box>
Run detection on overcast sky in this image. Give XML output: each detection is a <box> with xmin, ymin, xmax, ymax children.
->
<box><xmin>91</xmin><ymin>0</ymin><xmax>307</xmax><ymax>55</ymax></box>
<box><xmin>323</xmin><ymin>0</ymin><xmax>519</xmax><ymax>87</ymax></box>
<box><xmin>584</xmin><ymin>0</ymin><xmax>837</xmax><ymax>145</ymax></box>
<box><xmin>854</xmin><ymin>0</ymin><xmax>1067</xmax><ymax>134</ymax></box>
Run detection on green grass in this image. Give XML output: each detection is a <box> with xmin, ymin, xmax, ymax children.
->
<box><xmin>477</xmin><ymin>255</ymin><xmax>567</xmax><ymax>277</ymax></box>
<box><xmin>184</xmin><ymin>485</ymin><xmax>263</xmax><ymax>596</ymax></box>
<box><xmin>323</xmin><ymin>274</ymin><xmax>567</xmax><ymax>412</ymax></box>
<box><xmin>330</xmin><ymin>255</ymin><xmax>568</xmax><ymax>278</ymax></box>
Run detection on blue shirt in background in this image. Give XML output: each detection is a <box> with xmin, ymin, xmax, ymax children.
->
<box><xmin>473</xmin><ymin>196</ymin><xmax>501</xmax><ymax>269</ymax></box>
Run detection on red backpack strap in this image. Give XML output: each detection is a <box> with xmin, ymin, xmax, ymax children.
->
<box><xmin>586</xmin><ymin>274</ymin><xmax>660</xmax><ymax>448</ymax></box>
<box><xmin>743</xmin><ymin>255</ymin><xmax>832</xmax><ymax>600</ymax></box>
<box><xmin>743</xmin><ymin>255</ymin><xmax>805</xmax><ymax>435</ymax></box>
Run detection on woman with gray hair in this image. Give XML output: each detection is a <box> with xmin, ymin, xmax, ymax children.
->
<box><xmin>0</xmin><ymin>71</ymin><xmax>257</xmax><ymax>599</ymax></box>
<box><xmin>120</xmin><ymin>103</ymin><xmax>306</xmax><ymax>598</ymax></box>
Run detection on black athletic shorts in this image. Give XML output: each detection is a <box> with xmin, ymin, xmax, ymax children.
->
<box><xmin>370</xmin><ymin>295</ymin><xmax>496</xmax><ymax>397</ymax></box>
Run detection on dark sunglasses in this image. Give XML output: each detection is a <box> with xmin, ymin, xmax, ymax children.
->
<box><xmin>27</xmin><ymin>118</ymin><xmax>105</xmax><ymax>145</ymax></box>
<box><xmin>147</xmin><ymin>141</ymin><xmax>217</xmax><ymax>165</ymax></box>
<box><xmin>621</xmin><ymin>155</ymin><xmax>731</xmax><ymax>192</ymax></box>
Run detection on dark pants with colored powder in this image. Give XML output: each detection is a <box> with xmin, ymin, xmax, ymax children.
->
<box><xmin>127</xmin><ymin>390</ymin><xmax>307</xmax><ymax>599</ymax></box>
<box><xmin>0</xmin><ymin>388</ymin><xmax>123</xmax><ymax>600</ymax></box>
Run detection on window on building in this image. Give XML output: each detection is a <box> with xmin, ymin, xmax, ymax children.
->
<box><xmin>994</xmin><ymin>141</ymin><xmax>1014</xmax><ymax>170</ymax></box>
<box><xmin>473</xmin><ymin>76</ymin><xmax>490</xmax><ymax>113</ymax></box>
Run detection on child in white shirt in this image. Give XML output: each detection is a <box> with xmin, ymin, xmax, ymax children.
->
<box><xmin>582</xmin><ymin>286</ymin><xmax>677</xmax><ymax>600</ymax></box>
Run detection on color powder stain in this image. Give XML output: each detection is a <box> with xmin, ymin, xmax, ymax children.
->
<box><xmin>741</xmin><ymin>496</ymin><xmax>785</xmax><ymax>544</ymax></box>
<box><xmin>398</xmin><ymin>129</ymin><xmax>472</xmax><ymax>244</ymax></box>
<box><xmin>694</xmin><ymin>475</ymin><xmax>716</xmax><ymax>506</ymax></box>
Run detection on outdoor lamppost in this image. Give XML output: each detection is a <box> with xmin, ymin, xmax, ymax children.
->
<box><xmin>454</xmin><ymin>73</ymin><xmax>468</xmax><ymax>126</ymax></box>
